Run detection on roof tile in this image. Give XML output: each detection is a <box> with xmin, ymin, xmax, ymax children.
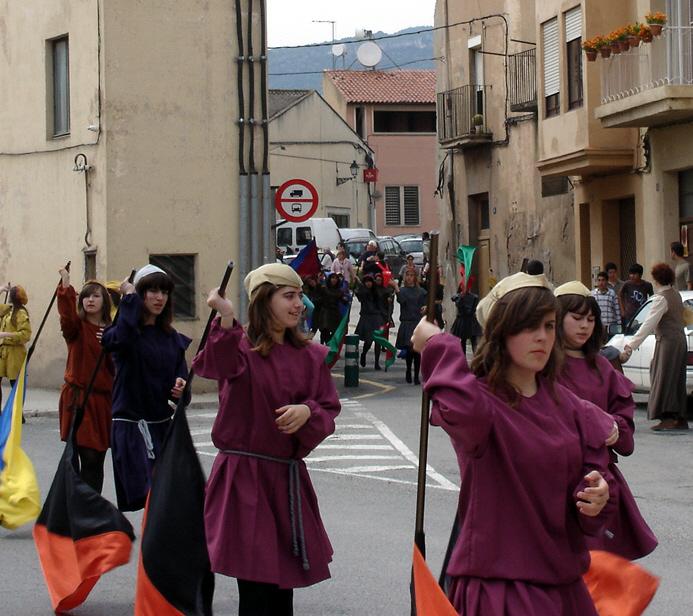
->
<box><xmin>325</xmin><ymin>70</ymin><xmax>436</xmax><ymax>104</ymax></box>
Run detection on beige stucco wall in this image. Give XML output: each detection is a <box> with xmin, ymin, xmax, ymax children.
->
<box><xmin>0</xmin><ymin>0</ymin><xmax>259</xmax><ymax>386</ymax></box>
<box><xmin>269</xmin><ymin>93</ymin><xmax>371</xmax><ymax>228</ymax></box>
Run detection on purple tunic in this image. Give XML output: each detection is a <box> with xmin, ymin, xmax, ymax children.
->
<box><xmin>192</xmin><ymin>319</ymin><xmax>341</xmax><ymax>589</ymax></box>
<box><xmin>559</xmin><ymin>354</ymin><xmax>658</xmax><ymax>560</ymax></box>
<box><xmin>421</xmin><ymin>334</ymin><xmax>616</xmax><ymax>616</ymax></box>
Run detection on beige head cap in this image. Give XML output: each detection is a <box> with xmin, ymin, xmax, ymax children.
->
<box><xmin>476</xmin><ymin>272</ymin><xmax>553</xmax><ymax>328</ymax></box>
<box><xmin>554</xmin><ymin>281</ymin><xmax>591</xmax><ymax>298</ymax></box>
<box><xmin>243</xmin><ymin>263</ymin><xmax>303</xmax><ymax>299</ymax></box>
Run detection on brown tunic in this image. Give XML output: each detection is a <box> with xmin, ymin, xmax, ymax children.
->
<box><xmin>57</xmin><ymin>285</ymin><xmax>114</xmax><ymax>451</ymax></box>
<box><xmin>648</xmin><ymin>287</ymin><xmax>687</xmax><ymax>420</ymax></box>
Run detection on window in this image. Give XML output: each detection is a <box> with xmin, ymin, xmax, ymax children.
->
<box><xmin>541</xmin><ymin>176</ymin><xmax>570</xmax><ymax>197</ymax></box>
<box><xmin>385</xmin><ymin>186</ymin><xmax>420</xmax><ymax>226</ymax></box>
<box><xmin>355</xmin><ymin>106</ymin><xmax>365</xmax><ymax>138</ymax></box>
<box><xmin>84</xmin><ymin>250</ymin><xmax>96</xmax><ymax>281</ymax></box>
<box><xmin>479</xmin><ymin>198</ymin><xmax>490</xmax><ymax>230</ymax></box>
<box><xmin>565</xmin><ymin>6</ymin><xmax>583</xmax><ymax>110</ymax></box>
<box><xmin>542</xmin><ymin>18</ymin><xmax>560</xmax><ymax>117</ymax></box>
<box><xmin>296</xmin><ymin>227</ymin><xmax>312</xmax><ymax>245</ymax></box>
<box><xmin>373</xmin><ymin>110</ymin><xmax>436</xmax><ymax>133</ymax></box>
<box><xmin>329</xmin><ymin>213</ymin><xmax>350</xmax><ymax>228</ymax></box>
<box><xmin>277</xmin><ymin>227</ymin><xmax>292</xmax><ymax>247</ymax></box>
<box><xmin>50</xmin><ymin>36</ymin><xmax>70</xmax><ymax>136</ymax></box>
<box><xmin>149</xmin><ymin>254</ymin><xmax>196</xmax><ymax>319</ymax></box>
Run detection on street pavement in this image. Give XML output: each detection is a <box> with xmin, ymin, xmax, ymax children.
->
<box><xmin>2</xmin><ymin>314</ymin><xmax>692</xmax><ymax>613</ymax></box>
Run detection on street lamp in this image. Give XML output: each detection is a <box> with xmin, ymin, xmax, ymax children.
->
<box><xmin>336</xmin><ymin>160</ymin><xmax>359</xmax><ymax>186</ymax></box>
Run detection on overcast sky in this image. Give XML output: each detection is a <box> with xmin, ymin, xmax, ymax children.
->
<box><xmin>266</xmin><ymin>1</ymin><xmax>435</xmax><ymax>48</ymax></box>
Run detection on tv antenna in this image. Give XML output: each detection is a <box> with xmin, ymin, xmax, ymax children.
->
<box><xmin>331</xmin><ymin>43</ymin><xmax>346</xmax><ymax>69</ymax></box>
<box><xmin>313</xmin><ymin>19</ymin><xmax>337</xmax><ymax>69</ymax></box>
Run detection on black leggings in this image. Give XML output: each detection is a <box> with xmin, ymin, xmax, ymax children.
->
<box><xmin>361</xmin><ymin>341</ymin><xmax>382</xmax><ymax>366</ymax></box>
<box><xmin>77</xmin><ymin>447</ymin><xmax>107</xmax><ymax>494</ymax></box>
<box><xmin>405</xmin><ymin>350</ymin><xmax>421</xmax><ymax>378</ymax></box>
<box><xmin>237</xmin><ymin>579</ymin><xmax>293</xmax><ymax>616</ymax></box>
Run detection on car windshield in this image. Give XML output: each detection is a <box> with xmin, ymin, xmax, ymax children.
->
<box><xmin>630</xmin><ymin>301</ymin><xmax>653</xmax><ymax>333</ymax></box>
<box><xmin>345</xmin><ymin>240</ymin><xmax>369</xmax><ymax>258</ymax></box>
<box><xmin>399</xmin><ymin>239</ymin><xmax>423</xmax><ymax>252</ymax></box>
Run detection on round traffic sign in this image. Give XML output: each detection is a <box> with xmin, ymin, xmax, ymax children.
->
<box><xmin>275</xmin><ymin>179</ymin><xmax>319</xmax><ymax>222</ymax></box>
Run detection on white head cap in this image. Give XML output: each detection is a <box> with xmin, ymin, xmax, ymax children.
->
<box><xmin>134</xmin><ymin>264</ymin><xmax>167</xmax><ymax>286</ymax></box>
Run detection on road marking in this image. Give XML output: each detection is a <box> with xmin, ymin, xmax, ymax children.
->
<box><xmin>320</xmin><ymin>464</ymin><xmax>415</xmax><ymax>473</ymax></box>
<box><xmin>307</xmin><ymin>455</ymin><xmax>402</xmax><ymax>463</ymax></box>
<box><xmin>190</xmin><ymin>412</ymin><xmax>218</xmax><ymax>419</ymax></box>
<box><xmin>309</xmin><ymin>467</ymin><xmax>451</xmax><ymax>490</ymax></box>
<box><xmin>334</xmin><ymin>424</ymin><xmax>372</xmax><ymax>429</ymax></box>
<box><xmin>352</xmin><ymin>377</ymin><xmax>396</xmax><ymax>400</ymax></box>
<box><xmin>326</xmin><ymin>434</ymin><xmax>383</xmax><ymax>440</ymax></box>
<box><xmin>193</xmin><ymin>441</ymin><xmax>214</xmax><ymax>447</ymax></box>
<box><xmin>190</xmin><ymin>428</ymin><xmax>210</xmax><ymax>436</ymax></box>
<box><xmin>356</xmin><ymin>410</ymin><xmax>458</xmax><ymax>491</ymax></box>
<box><xmin>316</xmin><ymin>444</ymin><xmax>394</xmax><ymax>450</ymax></box>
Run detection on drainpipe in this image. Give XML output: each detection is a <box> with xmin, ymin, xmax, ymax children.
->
<box><xmin>247</xmin><ymin>0</ymin><xmax>261</xmax><ymax>270</ymax></box>
<box><xmin>260</xmin><ymin>0</ymin><xmax>272</xmax><ymax>264</ymax></box>
<box><xmin>235</xmin><ymin>0</ymin><xmax>249</xmax><ymax>317</ymax></box>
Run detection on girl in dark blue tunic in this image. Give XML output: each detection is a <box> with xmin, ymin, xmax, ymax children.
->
<box><xmin>102</xmin><ymin>265</ymin><xmax>191</xmax><ymax>511</ymax></box>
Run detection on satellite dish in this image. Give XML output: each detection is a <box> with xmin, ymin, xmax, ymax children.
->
<box><xmin>331</xmin><ymin>43</ymin><xmax>346</xmax><ymax>58</ymax></box>
<box><xmin>357</xmin><ymin>41</ymin><xmax>382</xmax><ymax>68</ymax></box>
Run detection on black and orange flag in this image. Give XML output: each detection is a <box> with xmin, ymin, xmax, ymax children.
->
<box><xmin>584</xmin><ymin>550</ymin><xmax>659</xmax><ymax>616</ymax></box>
<box><xmin>135</xmin><ymin>262</ymin><xmax>233</xmax><ymax>615</ymax></box>
<box><xmin>412</xmin><ymin>545</ymin><xmax>457</xmax><ymax>616</ymax></box>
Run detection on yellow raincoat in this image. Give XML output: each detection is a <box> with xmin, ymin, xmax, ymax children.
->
<box><xmin>0</xmin><ymin>305</ymin><xmax>31</xmax><ymax>379</ymax></box>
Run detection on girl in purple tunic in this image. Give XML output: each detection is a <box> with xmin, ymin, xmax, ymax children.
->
<box><xmin>412</xmin><ymin>273</ymin><xmax>616</xmax><ymax>616</ymax></box>
<box><xmin>102</xmin><ymin>265</ymin><xmax>190</xmax><ymax>511</ymax></box>
<box><xmin>555</xmin><ymin>281</ymin><xmax>657</xmax><ymax>560</ymax></box>
<box><xmin>192</xmin><ymin>263</ymin><xmax>340</xmax><ymax>616</ymax></box>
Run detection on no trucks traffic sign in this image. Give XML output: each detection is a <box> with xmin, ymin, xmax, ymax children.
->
<box><xmin>274</xmin><ymin>179</ymin><xmax>319</xmax><ymax>222</ymax></box>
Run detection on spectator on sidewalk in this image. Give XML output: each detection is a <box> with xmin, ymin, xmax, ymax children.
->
<box><xmin>670</xmin><ymin>241</ymin><xmax>693</xmax><ymax>291</ymax></box>
<box><xmin>0</xmin><ymin>284</ymin><xmax>31</xmax><ymax>410</ymax></box>
<box><xmin>331</xmin><ymin>248</ymin><xmax>354</xmax><ymax>285</ymax></box>
<box><xmin>619</xmin><ymin>264</ymin><xmax>654</xmax><ymax>326</ymax></box>
<box><xmin>605</xmin><ymin>262</ymin><xmax>625</xmax><ymax>300</ymax></box>
<box><xmin>591</xmin><ymin>271</ymin><xmax>621</xmax><ymax>339</ymax></box>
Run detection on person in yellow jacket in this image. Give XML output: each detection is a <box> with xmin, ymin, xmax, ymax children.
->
<box><xmin>0</xmin><ymin>284</ymin><xmax>31</xmax><ymax>408</ymax></box>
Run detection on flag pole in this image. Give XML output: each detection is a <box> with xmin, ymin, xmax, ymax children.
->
<box><xmin>3</xmin><ymin>283</ymin><xmax>9</xmax><ymax>304</ymax></box>
<box><xmin>411</xmin><ymin>232</ymin><xmax>439</xmax><ymax>614</ymax></box>
<box><xmin>175</xmin><ymin>261</ymin><xmax>234</xmax><ymax>408</ymax></box>
<box><xmin>26</xmin><ymin>261</ymin><xmax>71</xmax><ymax>363</ymax></box>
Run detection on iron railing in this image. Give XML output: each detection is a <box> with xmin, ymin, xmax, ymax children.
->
<box><xmin>601</xmin><ymin>26</ymin><xmax>693</xmax><ymax>104</ymax></box>
<box><xmin>509</xmin><ymin>48</ymin><xmax>537</xmax><ymax>111</ymax></box>
<box><xmin>437</xmin><ymin>84</ymin><xmax>491</xmax><ymax>143</ymax></box>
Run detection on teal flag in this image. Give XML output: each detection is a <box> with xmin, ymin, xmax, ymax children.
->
<box><xmin>456</xmin><ymin>245</ymin><xmax>476</xmax><ymax>278</ymax></box>
<box><xmin>325</xmin><ymin>304</ymin><xmax>351</xmax><ymax>368</ymax></box>
<box><xmin>373</xmin><ymin>328</ymin><xmax>396</xmax><ymax>370</ymax></box>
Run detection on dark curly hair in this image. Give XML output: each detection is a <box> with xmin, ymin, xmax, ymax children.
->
<box><xmin>651</xmin><ymin>262</ymin><xmax>674</xmax><ymax>286</ymax></box>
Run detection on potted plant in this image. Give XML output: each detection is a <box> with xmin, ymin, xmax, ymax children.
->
<box><xmin>626</xmin><ymin>23</ymin><xmax>641</xmax><ymax>47</ymax></box>
<box><xmin>640</xmin><ymin>23</ymin><xmax>654</xmax><ymax>43</ymax></box>
<box><xmin>470</xmin><ymin>113</ymin><xmax>484</xmax><ymax>134</ymax></box>
<box><xmin>608</xmin><ymin>31</ymin><xmax>622</xmax><ymax>54</ymax></box>
<box><xmin>597</xmin><ymin>35</ymin><xmax>612</xmax><ymax>58</ymax></box>
<box><xmin>645</xmin><ymin>11</ymin><xmax>667</xmax><ymax>36</ymax></box>
<box><xmin>582</xmin><ymin>37</ymin><xmax>599</xmax><ymax>61</ymax></box>
<box><xmin>616</xmin><ymin>27</ymin><xmax>630</xmax><ymax>52</ymax></box>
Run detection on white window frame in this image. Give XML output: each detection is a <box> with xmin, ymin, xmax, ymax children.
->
<box><xmin>50</xmin><ymin>36</ymin><xmax>70</xmax><ymax>137</ymax></box>
<box><xmin>384</xmin><ymin>185</ymin><xmax>420</xmax><ymax>227</ymax></box>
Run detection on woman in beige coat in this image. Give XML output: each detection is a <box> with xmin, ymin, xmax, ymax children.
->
<box><xmin>0</xmin><ymin>284</ymin><xmax>32</xmax><ymax>407</ymax></box>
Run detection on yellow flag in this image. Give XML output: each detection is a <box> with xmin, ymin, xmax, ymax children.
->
<box><xmin>0</xmin><ymin>361</ymin><xmax>41</xmax><ymax>529</ymax></box>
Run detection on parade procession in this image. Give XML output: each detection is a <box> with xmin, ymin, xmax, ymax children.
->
<box><xmin>2</xmin><ymin>1</ymin><xmax>692</xmax><ymax>615</ymax></box>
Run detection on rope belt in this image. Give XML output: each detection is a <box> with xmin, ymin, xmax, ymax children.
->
<box><xmin>220</xmin><ymin>449</ymin><xmax>310</xmax><ymax>571</ymax></box>
<box><xmin>112</xmin><ymin>415</ymin><xmax>173</xmax><ymax>460</ymax></box>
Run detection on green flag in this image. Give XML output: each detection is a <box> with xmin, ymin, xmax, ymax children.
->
<box><xmin>325</xmin><ymin>304</ymin><xmax>351</xmax><ymax>368</ymax></box>
<box><xmin>373</xmin><ymin>328</ymin><xmax>396</xmax><ymax>370</ymax></box>
<box><xmin>456</xmin><ymin>245</ymin><xmax>476</xmax><ymax>278</ymax></box>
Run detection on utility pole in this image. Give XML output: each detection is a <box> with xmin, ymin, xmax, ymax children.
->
<box><xmin>312</xmin><ymin>19</ymin><xmax>336</xmax><ymax>69</ymax></box>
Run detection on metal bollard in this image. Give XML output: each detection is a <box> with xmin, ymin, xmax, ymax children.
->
<box><xmin>344</xmin><ymin>334</ymin><xmax>359</xmax><ymax>387</ymax></box>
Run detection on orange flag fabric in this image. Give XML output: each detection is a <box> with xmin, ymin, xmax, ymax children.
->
<box><xmin>412</xmin><ymin>545</ymin><xmax>458</xmax><ymax>616</ymax></box>
<box><xmin>584</xmin><ymin>550</ymin><xmax>659</xmax><ymax>616</ymax></box>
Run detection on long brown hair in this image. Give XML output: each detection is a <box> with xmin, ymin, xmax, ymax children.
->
<box><xmin>556</xmin><ymin>294</ymin><xmax>602</xmax><ymax>373</ymax></box>
<box><xmin>471</xmin><ymin>286</ymin><xmax>559</xmax><ymax>406</ymax></box>
<box><xmin>246</xmin><ymin>282</ymin><xmax>309</xmax><ymax>357</ymax></box>
<box><xmin>136</xmin><ymin>272</ymin><xmax>174</xmax><ymax>333</ymax></box>
<box><xmin>9</xmin><ymin>286</ymin><xmax>28</xmax><ymax>327</ymax></box>
<box><xmin>78</xmin><ymin>281</ymin><xmax>112</xmax><ymax>325</ymax></box>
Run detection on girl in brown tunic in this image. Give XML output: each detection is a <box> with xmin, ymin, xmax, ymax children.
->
<box><xmin>57</xmin><ymin>268</ymin><xmax>114</xmax><ymax>492</ymax></box>
<box><xmin>621</xmin><ymin>262</ymin><xmax>688</xmax><ymax>431</ymax></box>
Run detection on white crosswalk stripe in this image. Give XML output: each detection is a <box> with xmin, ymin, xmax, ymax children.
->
<box><xmin>188</xmin><ymin>397</ymin><xmax>457</xmax><ymax>492</ymax></box>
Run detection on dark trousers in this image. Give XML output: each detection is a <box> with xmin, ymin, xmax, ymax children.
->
<box><xmin>237</xmin><ymin>579</ymin><xmax>293</xmax><ymax>616</ymax></box>
<box><xmin>405</xmin><ymin>351</ymin><xmax>421</xmax><ymax>379</ymax></box>
<box><xmin>77</xmin><ymin>446</ymin><xmax>107</xmax><ymax>494</ymax></box>
<box><xmin>0</xmin><ymin>378</ymin><xmax>17</xmax><ymax>409</ymax></box>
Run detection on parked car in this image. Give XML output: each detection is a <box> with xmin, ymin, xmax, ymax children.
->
<box><xmin>276</xmin><ymin>218</ymin><xmax>342</xmax><ymax>254</ymax></box>
<box><xmin>376</xmin><ymin>236</ymin><xmax>408</xmax><ymax>273</ymax></box>
<box><xmin>607</xmin><ymin>290</ymin><xmax>693</xmax><ymax>392</ymax></box>
<box><xmin>396</xmin><ymin>236</ymin><xmax>424</xmax><ymax>267</ymax></box>
<box><xmin>339</xmin><ymin>227</ymin><xmax>377</xmax><ymax>242</ymax></box>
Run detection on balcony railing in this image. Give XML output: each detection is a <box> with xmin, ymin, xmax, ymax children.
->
<box><xmin>601</xmin><ymin>26</ymin><xmax>693</xmax><ymax>104</ymax></box>
<box><xmin>509</xmin><ymin>48</ymin><xmax>537</xmax><ymax>111</ymax></box>
<box><xmin>437</xmin><ymin>85</ymin><xmax>491</xmax><ymax>144</ymax></box>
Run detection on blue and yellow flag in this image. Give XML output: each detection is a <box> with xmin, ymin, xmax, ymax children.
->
<box><xmin>0</xmin><ymin>361</ymin><xmax>41</xmax><ymax>529</ymax></box>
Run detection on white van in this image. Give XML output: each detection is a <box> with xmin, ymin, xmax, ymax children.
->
<box><xmin>276</xmin><ymin>218</ymin><xmax>342</xmax><ymax>255</ymax></box>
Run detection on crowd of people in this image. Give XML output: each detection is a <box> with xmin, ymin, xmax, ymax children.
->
<box><xmin>3</xmin><ymin>235</ymin><xmax>690</xmax><ymax>615</ymax></box>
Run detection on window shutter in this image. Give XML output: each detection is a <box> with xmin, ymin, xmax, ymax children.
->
<box><xmin>542</xmin><ymin>18</ymin><xmax>560</xmax><ymax>97</ymax></box>
<box><xmin>385</xmin><ymin>186</ymin><xmax>401</xmax><ymax>226</ymax></box>
<box><xmin>565</xmin><ymin>6</ymin><xmax>582</xmax><ymax>43</ymax></box>
<box><xmin>403</xmin><ymin>187</ymin><xmax>420</xmax><ymax>226</ymax></box>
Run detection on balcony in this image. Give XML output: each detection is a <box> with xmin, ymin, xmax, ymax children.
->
<box><xmin>596</xmin><ymin>26</ymin><xmax>693</xmax><ymax>128</ymax></box>
<box><xmin>509</xmin><ymin>48</ymin><xmax>537</xmax><ymax>112</ymax></box>
<box><xmin>437</xmin><ymin>85</ymin><xmax>493</xmax><ymax>149</ymax></box>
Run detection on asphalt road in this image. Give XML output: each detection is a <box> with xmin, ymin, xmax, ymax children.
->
<box><xmin>1</xmin><ymin>362</ymin><xmax>691</xmax><ymax>615</ymax></box>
